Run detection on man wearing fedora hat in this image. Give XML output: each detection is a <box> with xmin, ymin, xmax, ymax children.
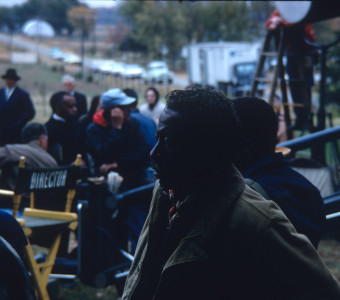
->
<box><xmin>0</xmin><ymin>68</ymin><xmax>35</xmax><ymax>145</ymax></box>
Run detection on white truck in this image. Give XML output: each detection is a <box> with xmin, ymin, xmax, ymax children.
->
<box><xmin>186</xmin><ymin>42</ymin><xmax>264</xmax><ymax>96</ymax></box>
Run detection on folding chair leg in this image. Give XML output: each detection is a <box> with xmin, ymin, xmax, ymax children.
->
<box><xmin>24</xmin><ymin>234</ymin><xmax>62</xmax><ymax>300</ymax></box>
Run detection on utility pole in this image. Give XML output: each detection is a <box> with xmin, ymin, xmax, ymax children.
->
<box><xmin>81</xmin><ymin>15</ymin><xmax>85</xmax><ymax>79</ymax></box>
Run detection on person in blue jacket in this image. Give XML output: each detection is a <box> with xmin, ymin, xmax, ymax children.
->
<box><xmin>86</xmin><ymin>88</ymin><xmax>151</xmax><ymax>190</ymax></box>
<box><xmin>86</xmin><ymin>89</ymin><xmax>152</xmax><ymax>253</ymax></box>
<box><xmin>232</xmin><ymin>96</ymin><xmax>324</xmax><ymax>248</ymax></box>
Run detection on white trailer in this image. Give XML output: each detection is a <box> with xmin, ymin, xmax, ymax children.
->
<box><xmin>186</xmin><ymin>42</ymin><xmax>263</xmax><ymax>96</ymax></box>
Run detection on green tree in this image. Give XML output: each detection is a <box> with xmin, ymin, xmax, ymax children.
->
<box><xmin>312</xmin><ymin>18</ymin><xmax>340</xmax><ymax>105</ymax></box>
<box><xmin>67</xmin><ymin>6</ymin><xmax>96</xmax><ymax>38</ymax></box>
<box><xmin>118</xmin><ymin>1</ymin><xmax>267</xmax><ymax>61</ymax></box>
<box><xmin>0</xmin><ymin>7</ymin><xmax>16</xmax><ymax>32</ymax></box>
<box><xmin>11</xmin><ymin>0</ymin><xmax>79</xmax><ymax>35</ymax></box>
<box><xmin>121</xmin><ymin>2</ymin><xmax>187</xmax><ymax>61</ymax></box>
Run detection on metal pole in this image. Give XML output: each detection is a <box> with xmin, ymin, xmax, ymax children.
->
<box><xmin>318</xmin><ymin>45</ymin><xmax>327</xmax><ymax>131</ymax></box>
<box><xmin>81</xmin><ymin>16</ymin><xmax>85</xmax><ymax>80</ymax></box>
<box><xmin>304</xmin><ymin>35</ymin><xmax>340</xmax><ymax>131</ymax></box>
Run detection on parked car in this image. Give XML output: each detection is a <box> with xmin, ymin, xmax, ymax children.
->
<box><xmin>89</xmin><ymin>59</ymin><xmax>107</xmax><ymax>73</ymax></box>
<box><xmin>97</xmin><ymin>60</ymin><xmax>116</xmax><ymax>74</ymax></box>
<box><xmin>49</xmin><ymin>47</ymin><xmax>64</xmax><ymax>61</ymax></box>
<box><xmin>111</xmin><ymin>62</ymin><xmax>126</xmax><ymax>76</ymax></box>
<box><xmin>63</xmin><ymin>53</ymin><xmax>81</xmax><ymax>65</ymax></box>
<box><xmin>144</xmin><ymin>61</ymin><xmax>174</xmax><ymax>84</ymax></box>
<box><xmin>121</xmin><ymin>64</ymin><xmax>145</xmax><ymax>79</ymax></box>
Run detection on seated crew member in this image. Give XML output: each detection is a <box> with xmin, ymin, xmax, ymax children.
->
<box><xmin>232</xmin><ymin>97</ymin><xmax>324</xmax><ymax>248</ymax></box>
<box><xmin>86</xmin><ymin>88</ymin><xmax>151</xmax><ymax>190</ymax></box>
<box><xmin>0</xmin><ymin>123</ymin><xmax>57</xmax><ymax>192</ymax></box>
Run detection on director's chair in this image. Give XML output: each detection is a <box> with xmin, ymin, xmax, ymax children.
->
<box><xmin>0</xmin><ymin>155</ymin><xmax>81</xmax><ymax>300</ymax></box>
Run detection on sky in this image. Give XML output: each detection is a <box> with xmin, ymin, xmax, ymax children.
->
<box><xmin>0</xmin><ymin>0</ymin><xmax>117</xmax><ymax>8</ymax></box>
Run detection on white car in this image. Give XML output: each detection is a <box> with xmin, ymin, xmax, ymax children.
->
<box><xmin>88</xmin><ymin>59</ymin><xmax>107</xmax><ymax>73</ymax></box>
<box><xmin>144</xmin><ymin>61</ymin><xmax>174</xmax><ymax>84</ymax></box>
<box><xmin>62</xmin><ymin>53</ymin><xmax>81</xmax><ymax>65</ymax></box>
<box><xmin>111</xmin><ymin>62</ymin><xmax>126</xmax><ymax>76</ymax></box>
<box><xmin>97</xmin><ymin>60</ymin><xmax>116</xmax><ymax>74</ymax></box>
<box><xmin>121</xmin><ymin>64</ymin><xmax>145</xmax><ymax>79</ymax></box>
<box><xmin>49</xmin><ymin>47</ymin><xmax>64</xmax><ymax>61</ymax></box>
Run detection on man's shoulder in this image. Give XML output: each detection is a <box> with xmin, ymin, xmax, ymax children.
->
<box><xmin>45</xmin><ymin>117</ymin><xmax>58</xmax><ymax>128</ymax></box>
<box><xmin>230</xmin><ymin>185</ymin><xmax>291</xmax><ymax>232</ymax></box>
<box><xmin>4</xmin><ymin>142</ymin><xmax>39</xmax><ymax>153</ymax></box>
<box><xmin>87</xmin><ymin>121</ymin><xmax>105</xmax><ymax>132</ymax></box>
<box><xmin>14</xmin><ymin>86</ymin><xmax>29</xmax><ymax>97</ymax></box>
<box><xmin>75</xmin><ymin>91</ymin><xmax>86</xmax><ymax>99</ymax></box>
<box><xmin>248</xmin><ymin>159</ymin><xmax>322</xmax><ymax>199</ymax></box>
<box><xmin>2</xmin><ymin>143</ymin><xmax>28</xmax><ymax>152</ymax></box>
<box><xmin>0</xmin><ymin>143</ymin><xmax>56</xmax><ymax>164</ymax></box>
<box><xmin>131</xmin><ymin>111</ymin><xmax>156</xmax><ymax>126</ymax></box>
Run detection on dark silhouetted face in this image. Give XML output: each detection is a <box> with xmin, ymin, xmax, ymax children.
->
<box><xmin>5</xmin><ymin>79</ymin><xmax>16</xmax><ymax>89</ymax></box>
<box><xmin>58</xmin><ymin>95</ymin><xmax>77</xmax><ymax>120</ymax></box>
<box><xmin>151</xmin><ymin>107</ymin><xmax>193</xmax><ymax>192</ymax></box>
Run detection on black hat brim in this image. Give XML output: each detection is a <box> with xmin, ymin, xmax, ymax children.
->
<box><xmin>1</xmin><ymin>75</ymin><xmax>20</xmax><ymax>81</ymax></box>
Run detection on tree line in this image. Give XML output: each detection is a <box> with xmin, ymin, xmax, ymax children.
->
<box><xmin>0</xmin><ymin>1</ymin><xmax>273</xmax><ymax>59</ymax></box>
<box><xmin>118</xmin><ymin>1</ymin><xmax>274</xmax><ymax>61</ymax></box>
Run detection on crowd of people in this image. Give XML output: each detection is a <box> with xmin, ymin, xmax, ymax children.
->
<box><xmin>0</xmin><ymin>69</ymin><xmax>161</xmax><ymax>193</ymax></box>
<box><xmin>0</xmin><ymin>64</ymin><xmax>339</xmax><ymax>299</ymax></box>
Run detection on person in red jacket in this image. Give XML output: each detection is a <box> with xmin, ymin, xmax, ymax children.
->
<box><xmin>266</xmin><ymin>10</ymin><xmax>318</xmax><ymax>131</ymax></box>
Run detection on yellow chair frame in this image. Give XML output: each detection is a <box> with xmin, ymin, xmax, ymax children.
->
<box><xmin>0</xmin><ymin>154</ymin><xmax>81</xmax><ymax>300</ymax></box>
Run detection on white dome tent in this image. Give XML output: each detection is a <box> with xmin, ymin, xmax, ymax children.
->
<box><xmin>22</xmin><ymin>20</ymin><xmax>55</xmax><ymax>37</ymax></box>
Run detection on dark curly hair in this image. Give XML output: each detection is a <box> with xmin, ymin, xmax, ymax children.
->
<box><xmin>164</xmin><ymin>87</ymin><xmax>242</xmax><ymax>174</ymax></box>
<box><xmin>231</xmin><ymin>97</ymin><xmax>278</xmax><ymax>170</ymax></box>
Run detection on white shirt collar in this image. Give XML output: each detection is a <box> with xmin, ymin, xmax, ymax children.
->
<box><xmin>52</xmin><ymin>113</ymin><xmax>66</xmax><ymax>122</ymax></box>
<box><xmin>6</xmin><ymin>86</ymin><xmax>16</xmax><ymax>100</ymax></box>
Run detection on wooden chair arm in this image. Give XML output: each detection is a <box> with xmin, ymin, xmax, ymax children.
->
<box><xmin>16</xmin><ymin>218</ymin><xmax>26</xmax><ymax>227</ymax></box>
<box><xmin>0</xmin><ymin>189</ymin><xmax>14</xmax><ymax>197</ymax></box>
<box><xmin>23</xmin><ymin>208</ymin><xmax>78</xmax><ymax>222</ymax></box>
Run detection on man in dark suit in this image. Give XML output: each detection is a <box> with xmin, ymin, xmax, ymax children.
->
<box><xmin>45</xmin><ymin>91</ymin><xmax>86</xmax><ymax>165</ymax></box>
<box><xmin>0</xmin><ymin>69</ymin><xmax>35</xmax><ymax>145</ymax></box>
<box><xmin>62</xmin><ymin>74</ymin><xmax>87</xmax><ymax>119</ymax></box>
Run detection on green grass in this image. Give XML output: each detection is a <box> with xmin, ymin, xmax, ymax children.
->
<box><xmin>58</xmin><ymin>279</ymin><xmax>119</xmax><ymax>300</ymax></box>
<box><xmin>318</xmin><ymin>238</ymin><xmax>340</xmax><ymax>281</ymax></box>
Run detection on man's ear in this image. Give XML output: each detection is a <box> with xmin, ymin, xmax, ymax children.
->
<box><xmin>38</xmin><ymin>134</ymin><xmax>48</xmax><ymax>150</ymax></box>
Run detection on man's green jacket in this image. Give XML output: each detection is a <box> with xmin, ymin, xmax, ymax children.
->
<box><xmin>123</xmin><ymin>167</ymin><xmax>340</xmax><ymax>300</ymax></box>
